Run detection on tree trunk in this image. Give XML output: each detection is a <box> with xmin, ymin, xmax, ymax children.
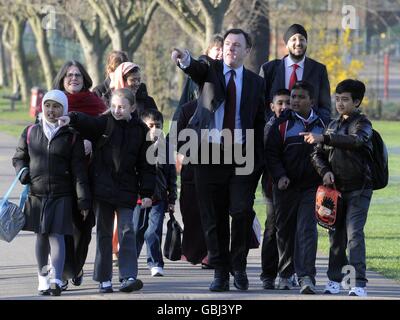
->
<box><xmin>4</xmin><ymin>17</ymin><xmax>31</xmax><ymax>103</ymax></box>
<box><xmin>110</xmin><ymin>30</ymin><xmax>126</xmax><ymax>52</ymax></box>
<box><xmin>246</xmin><ymin>2</ymin><xmax>269</xmax><ymax>73</ymax></box>
<box><xmin>203</xmin><ymin>5</ymin><xmax>227</xmax><ymax>47</ymax></box>
<box><xmin>66</xmin><ymin>16</ymin><xmax>109</xmax><ymax>87</ymax></box>
<box><xmin>0</xmin><ymin>29</ymin><xmax>8</xmax><ymax>87</ymax></box>
<box><xmin>28</xmin><ymin>15</ymin><xmax>55</xmax><ymax>90</ymax></box>
<box><xmin>226</xmin><ymin>0</ymin><xmax>270</xmax><ymax>73</ymax></box>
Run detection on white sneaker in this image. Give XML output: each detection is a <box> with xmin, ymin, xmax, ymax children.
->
<box><xmin>151</xmin><ymin>267</ymin><xmax>164</xmax><ymax>277</ymax></box>
<box><xmin>37</xmin><ymin>273</ymin><xmax>50</xmax><ymax>291</ymax></box>
<box><xmin>349</xmin><ymin>287</ymin><xmax>367</xmax><ymax>297</ymax></box>
<box><xmin>324</xmin><ymin>280</ymin><xmax>340</xmax><ymax>294</ymax></box>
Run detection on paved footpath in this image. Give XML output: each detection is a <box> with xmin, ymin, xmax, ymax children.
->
<box><xmin>1</xmin><ymin>131</ymin><xmax>400</xmax><ymax>300</ymax></box>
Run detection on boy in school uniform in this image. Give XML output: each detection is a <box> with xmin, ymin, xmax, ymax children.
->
<box><xmin>133</xmin><ymin>109</ymin><xmax>177</xmax><ymax>277</ymax></box>
<box><xmin>265</xmin><ymin>81</ymin><xmax>325</xmax><ymax>294</ymax></box>
<box><xmin>302</xmin><ymin>79</ymin><xmax>373</xmax><ymax>297</ymax></box>
<box><xmin>260</xmin><ymin>88</ymin><xmax>294</xmax><ymax>289</ymax></box>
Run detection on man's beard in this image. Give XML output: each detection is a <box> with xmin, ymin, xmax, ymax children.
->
<box><xmin>289</xmin><ymin>47</ymin><xmax>306</xmax><ymax>60</ymax></box>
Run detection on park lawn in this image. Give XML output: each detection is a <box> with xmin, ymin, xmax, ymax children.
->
<box><xmin>254</xmin><ymin>120</ymin><xmax>400</xmax><ymax>282</ymax></box>
<box><xmin>0</xmin><ymin>90</ymin><xmax>32</xmax><ymax>137</ymax></box>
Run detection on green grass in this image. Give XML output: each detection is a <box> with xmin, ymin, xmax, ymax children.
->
<box><xmin>254</xmin><ymin>120</ymin><xmax>400</xmax><ymax>282</ymax></box>
<box><xmin>0</xmin><ymin>89</ymin><xmax>33</xmax><ymax>137</ymax></box>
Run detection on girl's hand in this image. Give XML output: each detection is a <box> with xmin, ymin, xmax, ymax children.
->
<box><xmin>57</xmin><ymin>116</ymin><xmax>70</xmax><ymax>127</ymax></box>
<box><xmin>168</xmin><ymin>204</ymin><xmax>175</xmax><ymax>213</ymax></box>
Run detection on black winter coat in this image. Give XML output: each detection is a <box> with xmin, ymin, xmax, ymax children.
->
<box><xmin>152</xmin><ymin>142</ymin><xmax>177</xmax><ymax>205</ymax></box>
<box><xmin>311</xmin><ymin>110</ymin><xmax>373</xmax><ymax>192</ymax></box>
<box><xmin>68</xmin><ymin>112</ymin><xmax>156</xmax><ymax>208</ymax></box>
<box><xmin>135</xmin><ymin>83</ymin><xmax>158</xmax><ymax>116</ymax></box>
<box><xmin>12</xmin><ymin>124</ymin><xmax>91</xmax><ymax>210</ymax></box>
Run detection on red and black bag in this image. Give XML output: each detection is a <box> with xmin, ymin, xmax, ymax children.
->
<box><xmin>315</xmin><ymin>185</ymin><xmax>342</xmax><ymax>231</ymax></box>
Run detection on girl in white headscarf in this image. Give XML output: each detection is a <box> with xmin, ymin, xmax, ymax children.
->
<box><xmin>12</xmin><ymin>90</ymin><xmax>91</xmax><ymax>296</ymax></box>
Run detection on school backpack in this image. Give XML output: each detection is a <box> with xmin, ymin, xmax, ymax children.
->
<box><xmin>369</xmin><ymin>129</ymin><xmax>389</xmax><ymax>190</ymax></box>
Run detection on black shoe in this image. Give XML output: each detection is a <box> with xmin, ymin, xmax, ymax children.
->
<box><xmin>38</xmin><ymin>289</ymin><xmax>50</xmax><ymax>296</ymax></box>
<box><xmin>209</xmin><ymin>277</ymin><xmax>230</xmax><ymax>292</ymax></box>
<box><xmin>59</xmin><ymin>280</ymin><xmax>68</xmax><ymax>291</ymax></box>
<box><xmin>71</xmin><ymin>270</ymin><xmax>84</xmax><ymax>286</ymax></box>
<box><xmin>50</xmin><ymin>283</ymin><xmax>62</xmax><ymax>296</ymax></box>
<box><xmin>233</xmin><ymin>271</ymin><xmax>249</xmax><ymax>291</ymax></box>
<box><xmin>261</xmin><ymin>277</ymin><xmax>275</xmax><ymax>290</ymax></box>
<box><xmin>119</xmin><ymin>278</ymin><xmax>143</xmax><ymax>293</ymax></box>
<box><xmin>99</xmin><ymin>281</ymin><xmax>113</xmax><ymax>293</ymax></box>
<box><xmin>209</xmin><ymin>269</ymin><xmax>229</xmax><ymax>292</ymax></box>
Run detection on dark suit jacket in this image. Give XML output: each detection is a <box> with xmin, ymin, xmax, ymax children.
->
<box><xmin>181</xmin><ymin>57</ymin><xmax>266</xmax><ymax>173</ymax></box>
<box><xmin>259</xmin><ymin>55</ymin><xmax>331</xmax><ymax>124</ymax></box>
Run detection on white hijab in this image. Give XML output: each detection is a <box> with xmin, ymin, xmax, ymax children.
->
<box><xmin>41</xmin><ymin>90</ymin><xmax>68</xmax><ymax>142</ymax></box>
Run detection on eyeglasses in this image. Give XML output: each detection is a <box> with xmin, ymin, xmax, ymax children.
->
<box><xmin>66</xmin><ymin>73</ymin><xmax>83</xmax><ymax>79</ymax></box>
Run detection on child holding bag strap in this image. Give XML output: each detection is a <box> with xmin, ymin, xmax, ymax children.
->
<box><xmin>12</xmin><ymin>90</ymin><xmax>91</xmax><ymax>296</ymax></box>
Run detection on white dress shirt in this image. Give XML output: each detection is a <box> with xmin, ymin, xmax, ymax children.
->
<box><xmin>179</xmin><ymin>53</ymin><xmax>244</xmax><ymax>144</ymax></box>
<box><xmin>284</xmin><ymin>55</ymin><xmax>305</xmax><ymax>89</ymax></box>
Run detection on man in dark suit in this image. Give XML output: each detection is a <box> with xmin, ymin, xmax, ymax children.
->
<box><xmin>260</xmin><ymin>24</ymin><xmax>331</xmax><ymax>124</ymax></box>
<box><xmin>171</xmin><ymin>28</ymin><xmax>265</xmax><ymax>292</ymax></box>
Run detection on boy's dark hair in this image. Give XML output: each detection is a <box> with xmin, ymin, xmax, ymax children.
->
<box><xmin>53</xmin><ymin>60</ymin><xmax>93</xmax><ymax>92</ymax></box>
<box><xmin>141</xmin><ymin>109</ymin><xmax>164</xmax><ymax>125</ymax></box>
<box><xmin>223</xmin><ymin>28</ymin><xmax>252</xmax><ymax>49</ymax></box>
<box><xmin>272</xmin><ymin>88</ymin><xmax>290</xmax><ymax>100</ymax></box>
<box><xmin>291</xmin><ymin>81</ymin><xmax>314</xmax><ymax>99</ymax></box>
<box><xmin>335</xmin><ymin>79</ymin><xmax>366</xmax><ymax>107</ymax></box>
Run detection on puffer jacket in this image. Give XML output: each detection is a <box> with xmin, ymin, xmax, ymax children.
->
<box><xmin>68</xmin><ymin>111</ymin><xmax>156</xmax><ymax>208</ymax></box>
<box><xmin>12</xmin><ymin>124</ymin><xmax>91</xmax><ymax>210</ymax></box>
<box><xmin>311</xmin><ymin>110</ymin><xmax>373</xmax><ymax>192</ymax></box>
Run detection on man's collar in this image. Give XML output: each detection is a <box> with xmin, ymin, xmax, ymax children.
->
<box><xmin>286</xmin><ymin>55</ymin><xmax>306</xmax><ymax>68</ymax></box>
<box><xmin>223</xmin><ymin>62</ymin><xmax>244</xmax><ymax>77</ymax></box>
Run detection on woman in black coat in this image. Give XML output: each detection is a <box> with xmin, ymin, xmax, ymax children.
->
<box><xmin>12</xmin><ymin>90</ymin><xmax>91</xmax><ymax>296</ymax></box>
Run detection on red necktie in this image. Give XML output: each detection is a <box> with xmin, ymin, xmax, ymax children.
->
<box><xmin>223</xmin><ymin>70</ymin><xmax>236</xmax><ymax>134</ymax></box>
<box><xmin>288</xmin><ymin>64</ymin><xmax>299</xmax><ymax>91</ymax></box>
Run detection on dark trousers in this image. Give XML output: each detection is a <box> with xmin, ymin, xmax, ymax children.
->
<box><xmin>93</xmin><ymin>200</ymin><xmax>137</xmax><ymax>282</ymax></box>
<box><xmin>327</xmin><ymin>189</ymin><xmax>372</xmax><ymax>287</ymax></box>
<box><xmin>260</xmin><ymin>197</ymin><xmax>280</xmax><ymax>280</ymax></box>
<box><xmin>180</xmin><ymin>183</ymin><xmax>208</xmax><ymax>264</ymax></box>
<box><xmin>194</xmin><ymin>163</ymin><xmax>256</xmax><ymax>271</ymax></box>
<box><xmin>274</xmin><ymin>186</ymin><xmax>318</xmax><ymax>282</ymax></box>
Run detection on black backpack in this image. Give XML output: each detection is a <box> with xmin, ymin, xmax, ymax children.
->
<box><xmin>369</xmin><ymin>129</ymin><xmax>389</xmax><ymax>190</ymax></box>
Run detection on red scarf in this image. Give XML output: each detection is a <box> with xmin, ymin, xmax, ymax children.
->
<box><xmin>67</xmin><ymin>91</ymin><xmax>107</xmax><ymax>116</ymax></box>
